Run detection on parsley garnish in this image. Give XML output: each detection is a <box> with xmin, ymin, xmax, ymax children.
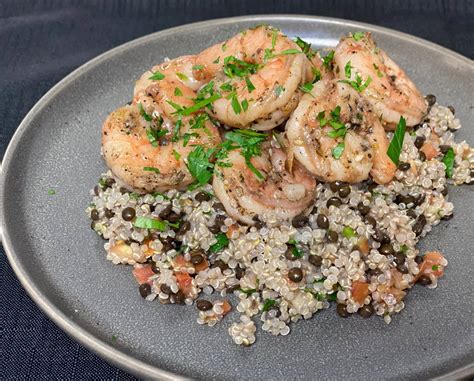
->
<box><xmin>231</xmin><ymin>94</ymin><xmax>242</xmax><ymax>114</ymax></box>
<box><xmin>442</xmin><ymin>147</ymin><xmax>455</xmax><ymax>178</ymax></box>
<box><xmin>294</xmin><ymin>36</ymin><xmax>315</xmax><ymax>59</ymax></box>
<box><xmin>172</xmin><ymin>149</ymin><xmax>181</xmax><ymax>160</ymax></box>
<box><xmin>344</xmin><ymin>61</ymin><xmax>352</xmax><ymax>79</ymax></box>
<box><xmin>239</xmin><ymin>288</ymin><xmax>257</xmax><ymax>296</ymax></box>
<box><xmin>312</xmin><ymin>67</ymin><xmax>322</xmax><ymax>83</ymax></box>
<box><xmin>287</xmin><ymin>238</ymin><xmax>304</xmax><ymax>258</ymax></box>
<box><xmin>186</xmin><ymin>146</ymin><xmax>215</xmax><ymax>187</ymax></box>
<box><xmin>143</xmin><ymin>166</ymin><xmax>160</xmax><ymax>173</ymax></box>
<box><xmin>299</xmin><ymin>82</ymin><xmax>314</xmax><ymax>94</ymax></box>
<box><xmin>146</xmin><ymin>126</ymin><xmax>166</xmax><ymax>147</ymax></box>
<box><xmin>352</xmin><ymin>31</ymin><xmax>365</xmax><ymax>41</ymax></box>
<box><xmin>176</xmin><ymin>72</ymin><xmax>188</xmax><ymax>81</ymax></box>
<box><xmin>182</xmin><ymin>132</ymin><xmax>199</xmax><ymax>147</ymax></box>
<box><xmin>322</xmin><ymin>50</ymin><xmax>335</xmax><ymax>70</ymax></box>
<box><xmin>181</xmin><ymin>93</ymin><xmax>221</xmax><ymax>116</ymax></box>
<box><xmin>210</xmin><ymin>232</ymin><xmax>230</xmax><ymax>253</ymax></box>
<box><xmin>138</xmin><ymin>103</ymin><xmax>152</xmax><ymax>122</ymax></box>
<box><xmin>245</xmin><ymin>77</ymin><xmax>255</xmax><ymax>92</ymax></box>
<box><xmin>373</xmin><ymin>63</ymin><xmax>383</xmax><ymax>78</ymax></box>
<box><xmin>275</xmin><ymin>85</ymin><xmax>284</xmax><ymax>97</ymax></box>
<box><xmin>271</xmin><ymin>28</ymin><xmax>278</xmax><ymax>50</ymax></box>
<box><xmin>342</xmin><ymin>226</ymin><xmax>357</xmax><ymax>238</ymax></box>
<box><xmin>339</xmin><ymin>74</ymin><xmax>372</xmax><ymax>92</ymax></box>
<box><xmin>386</xmin><ymin>116</ymin><xmax>406</xmax><ymax>165</ymax></box>
<box><xmin>133</xmin><ymin>216</ymin><xmax>170</xmax><ymax>231</ymax></box>
<box><xmin>432</xmin><ymin>265</ymin><xmax>439</xmax><ymax>271</ymax></box>
<box><xmin>241</xmin><ymin>99</ymin><xmax>249</xmax><ymax>112</ymax></box>
<box><xmin>332</xmin><ymin>143</ymin><xmax>345</xmax><ymax>159</ymax></box>
<box><xmin>212</xmin><ymin>57</ymin><xmax>220</xmax><ymax>64</ymax></box>
<box><xmin>223</xmin><ymin>56</ymin><xmax>260</xmax><ymax>78</ymax></box>
<box><xmin>262</xmin><ymin>298</ymin><xmax>277</xmax><ymax>312</ymax></box>
<box><xmin>148</xmin><ymin>71</ymin><xmax>165</xmax><ymax>80</ymax></box>
<box><xmin>192</xmin><ymin>64</ymin><xmax>204</xmax><ymax>70</ymax></box>
<box><xmin>174</xmin><ymin>87</ymin><xmax>183</xmax><ymax>96</ymax></box>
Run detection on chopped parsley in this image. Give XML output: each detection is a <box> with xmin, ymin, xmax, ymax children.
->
<box><xmin>342</xmin><ymin>226</ymin><xmax>357</xmax><ymax>238</ymax></box>
<box><xmin>442</xmin><ymin>146</ymin><xmax>455</xmax><ymax>178</ymax></box>
<box><xmin>192</xmin><ymin>64</ymin><xmax>204</xmax><ymax>70</ymax></box>
<box><xmin>138</xmin><ymin>103</ymin><xmax>152</xmax><ymax>122</ymax></box>
<box><xmin>339</xmin><ymin>73</ymin><xmax>372</xmax><ymax>92</ymax></box>
<box><xmin>146</xmin><ymin>125</ymin><xmax>166</xmax><ymax>147</ymax></box>
<box><xmin>238</xmin><ymin>288</ymin><xmax>257</xmax><ymax>296</ymax></box>
<box><xmin>432</xmin><ymin>265</ymin><xmax>439</xmax><ymax>271</ymax></box>
<box><xmin>210</xmin><ymin>232</ymin><xmax>230</xmax><ymax>253</ymax></box>
<box><xmin>186</xmin><ymin>146</ymin><xmax>215</xmax><ymax>187</ymax></box>
<box><xmin>344</xmin><ymin>61</ymin><xmax>352</xmax><ymax>79</ymax></box>
<box><xmin>299</xmin><ymin>82</ymin><xmax>314</xmax><ymax>94</ymax></box>
<box><xmin>47</xmin><ymin>189</ymin><xmax>56</xmax><ymax>195</ymax></box>
<box><xmin>373</xmin><ymin>63</ymin><xmax>383</xmax><ymax>78</ymax></box>
<box><xmin>143</xmin><ymin>166</ymin><xmax>160</xmax><ymax>173</ymax></box>
<box><xmin>262</xmin><ymin>298</ymin><xmax>277</xmax><ymax>312</ymax></box>
<box><xmin>352</xmin><ymin>31</ymin><xmax>365</xmax><ymax>41</ymax></box>
<box><xmin>312</xmin><ymin>67</ymin><xmax>322</xmax><ymax>82</ymax></box>
<box><xmin>212</xmin><ymin>56</ymin><xmax>220</xmax><ymax>64</ymax></box>
<box><xmin>172</xmin><ymin>149</ymin><xmax>181</xmax><ymax>161</ymax></box>
<box><xmin>174</xmin><ymin>87</ymin><xmax>183</xmax><ymax>96</ymax></box>
<box><xmin>271</xmin><ymin>28</ymin><xmax>278</xmax><ymax>50</ymax></box>
<box><xmin>133</xmin><ymin>216</ymin><xmax>169</xmax><ymax>231</ymax></box>
<box><xmin>181</xmin><ymin>93</ymin><xmax>221</xmax><ymax>116</ymax></box>
<box><xmin>176</xmin><ymin>72</ymin><xmax>189</xmax><ymax>81</ymax></box>
<box><xmin>241</xmin><ymin>99</ymin><xmax>249</xmax><ymax>112</ymax></box>
<box><xmin>182</xmin><ymin>132</ymin><xmax>199</xmax><ymax>147</ymax></box>
<box><xmin>275</xmin><ymin>85</ymin><xmax>285</xmax><ymax>97</ymax></box>
<box><xmin>386</xmin><ymin>116</ymin><xmax>406</xmax><ymax>165</ymax></box>
<box><xmin>287</xmin><ymin>238</ymin><xmax>304</xmax><ymax>259</ymax></box>
<box><xmin>231</xmin><ymin>94</ymin><xmax>242</xmax><ymax>114</ymax></box>
<box><xmin>322</xmin><ymin>50</ymin><xmax>335</xmax><ymax>70</ymax></box>
<box><xmin>148</xmin><ymin>71</ymin><xmax>165</xmax><ymax>80</ymax></box>
<box><xmin>111</xmin><ymin>335</ymin><xmax>118</xmax><ymax>343</ymax></box>
<box><xmin>245</xmin><ymin>77</ymin><xmax>255</xmax><ymax>92</ymax></box>
<box><xmin>223</xmin><ymin>56</ymin><xmax>260</xmax><ymax>78</ymax></box>
<box><xmin>294</xmin><ymin>36</ymin><xmax>315</xmax><ymax>59</ymax></box>
<box><xmin>332</xmin><ymin>142</ymin><xmax>345</xmax><ymax>159</ymax></box>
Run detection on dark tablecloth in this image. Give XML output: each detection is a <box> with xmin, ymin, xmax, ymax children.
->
<box><xmin>1</xmin><ymin>1</ymin><xmax>473</xmax><ymax>379</ymax></box>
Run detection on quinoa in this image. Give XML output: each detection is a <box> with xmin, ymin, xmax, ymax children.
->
<box><xmin>86</xmin><ymin>103</ymin><xmax>473</xmax><ymax>345</ymax></box>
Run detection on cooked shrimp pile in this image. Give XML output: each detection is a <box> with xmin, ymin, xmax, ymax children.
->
<box><xmin>91</xmin><ymin>25</ymin><xmax>474</xmax><ymax>347</ymax></box>
<box><xmin>102</xmin><ymin>27</ymin><xmax>430</xmax><ymax>224</ymax></box>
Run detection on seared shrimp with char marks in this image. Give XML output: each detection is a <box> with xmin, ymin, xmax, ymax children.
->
<box><xmin>334</xmin><ymin>32</ymin><xmax>427</xmax><ymax>129</ymax></box>
<box><xmin>194</xmin><ymin>25</ymin><xmax>314</xmax><ymax>130</ymax></box>
<box><xmin>213</xmin><ymin>135</ymin><xmax>316</xmax><ymax>225</ymax></box>
<box><xmin>286</xmin><ymin>79</ymin><xmax>396</xmax><ymax>184</ymax></box>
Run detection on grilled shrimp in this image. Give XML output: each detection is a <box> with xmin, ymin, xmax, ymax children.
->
<box><xmin>286</xmin><ymin>79</ymin><xmax>396</xmax><ymax>184</ymax></box>
<box><xmin>103</xmin><ymin>55</ymin><xmax>221</xmax><ymax>192</ymax></box>
<box><xmin>213</xmin><ymin>139</ymin><xmax>316</xmax><ymax>225</ymax></box>
<box><xmin>193</xmin><ymin>25</ymin><xmax>314</xmax><ymax>130</ymax></box>
<box><xmin>334</xmin><ymin>32</ymin><xmax>427</xmax><ymax>129</ymax></box>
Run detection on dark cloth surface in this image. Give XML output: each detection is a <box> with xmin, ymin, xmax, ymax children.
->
<box><xmin>0</xmin><ymin>1</ymin><xmax>472</xmax><ymax>379</ymax></box>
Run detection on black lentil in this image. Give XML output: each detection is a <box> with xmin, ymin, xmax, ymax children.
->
<box><xmin>139</xmin><ymin>283</ymin><xmax>151</xmax><ymax>298</ymax></box>
<box><xmin>395</xmin><ymin>194</ymin><xmax>415</xmax><ymax>205</ymax></box>
<box><xmin>214</xmin><ymin>203</ymin><xmax>226</xmax><ymax>212</ymax></box>
<box><xmin>151</xmin><ymin>261</ymin><xmax>160</xmax><ymax>274</ymax></box>
<box><xmin>285</xmin><ymin>247</ymin><xmax>296</xmax><ymax>260</ymax></box>
<box><xmin>357</xmin><ymin>202</ymin><xmax>370</xmax><ymax>216</ymax></box>
<box><xmin>176</xmin><ymin>221</ymin><xmax>191</xmax><ymax>236</ymax></box>
<box><xmin>104</xmin><ymin>208</ymin><xmax>114</xmax><ymax>219</ymax></box>
<box><xmin>336</xmin><ymin>303</ymin><xmax>349</xmax><ymax>318</ymax></box>
<box><xmin>367</xmin><ymin>268</ymin><xmax>382</xmax><ymax>278</ymax></box>
<box><xmin>398</xmin><ymin>161</ymin><xmax>411</xmax><ymax>171</ymax></box>
<box><xmin>413</xmin><ymin>215</ymin><xmax>427</xmax><ymax>236</ymax></box>
<box><xmin>441</xmin><ymin>213</ymin><xmax>454</xmax><ymax>221</ymax></box>
<box><xmin>338</xmin><ymin>185</ymin><xmax>351</xmax><ymax>198</ymax></box>
<box><xmin>235</xmin><ymin>266</ymin><xmax>245</xmax><ymax>280</ymax></box>
<box><xmin>393</xmin><ymin>252</ymin><xmax>405</xmax><ymax>266</ymax></box>
<box><xmin>406</xmin><ymin>209</ymin><xmax>417</xmax><ymax>219</ymax></box>
<box><xmin>364</xmin><ymin>215</ymin><xmax>377</xmax><ymax>228</ymax></box>
<box><xmin>90</xmin><ymin>221</ymin><xmax>97</xmax><ymax>230</ymax></box>
<box><xmin>372</xmin><ymin>230</ymin><xmax>389</xmax><ymax>244</ymax></box>
<box><xmin>439</xmin><ymin>145</ymin><xmax>451</xmax><ymax>154</ymax></box>
<box><xmin>158</xmin><ymin>204</ymin><xmax>172</xmax><ymax>219</ymax></box>
<box><xmin>90</xmin><ymin>209</ymin><xmax>99</xmax><ymax>221</ymax></box>
<box><xmin>94</xmin><ymin>185</ymin><xmax>101</xmax><ymax>196</ymax></box>
<box><xmin>122</xmin><ymin>207</ymin><xmax>136</xmax><ymax>221</ymax></box>
<box><xmin>330</xmin><ymin>181</ymin><xmax>344</xmax><ymax>193</ymax></box>
<box><xmin>441</xmin><ymin>186</ymin><xmax>448</xmax><ymax>196</ymax></box>
<box><xmin>191</xmin><ymin>253</ymin><xmax>204</xmax><ymax>265</ymax></box>
<box><xmin>172</xmin><ymin>291</ymin><xmax>185</xmax><ymax>305</ymax></box>
<box><xmin>327</xmin><ymin>197</ymin><xmax>342</xmax><ymax>208</ymax></box>
<box><xmin>419</xmin><ymin>151</ymin><xmax>426</xmax><ymax>161</ymax></box>
<box><xmin>418</xmin><ymin>274</ymin><xmax>431</xmax><ymax>286</ymax></box>
<box><xmin>414</xmin><ymin>256</ymin><xmax>424</xmax><ymax>265</ymax></box>
<box><xmin>208</xmin><ymin>224</ymin><xmax>221</xmax><ymax>234</ymax></box>
<box><xmin>195</xmin><ymin>192</ymin><xmax>211</xmax><ymax>202</ymax></box>
<box><xmin>415</xmin><ymin>194</ymin><xmax>426</xmax><ymax>206</ymax></box>
<box><xmin>292</xmin><ymin>214</ymin><xmax>309</xmax><ymax>228</ymax></box>
<box><xmin>316</xmin><ymin>214</ymin><xmax>329</xmax><ymax>229</ymax></box>
<box><xmin>119</xmin><ymin>187</ymin><xmax>128</xmax><ymax>194</ymax></box>
<box><xmin>414</xmin><ymin>135</ymin><xmax>426</xmax><ymax>149</ymax></box>
<box><xmin>326</xmin><ymin>230</ymin><xmax>339</xmax><ymax>243</ymax></box>
<box><xmin>288</xmin><ymin>268</ymin><xmax>303</xmax><ymax>283</ymax></box>
<box><xmin>212</xmin><ymin>259</ymin><xmax>228</xmax><ymax>272</ymax></box>
<box><xmin>196</xmin><ymin>299</ymin><xmax>213</xmax><ymax>311</ymax></box>
<box><xmin>397</xmin><ymin>264</ymin><xmax>409</xmax><ymax>274</ymax></box>
<box><xmin>166</xmin><ymin>211</ymin><xmax>180</xmax><ymax>223</ymax></box>
<box><xmin>226</xmin><ymin>284</ymin><xmax>241</xmax><ymax>293</ymax></box>
<box><xmin>425</xmin><ymin>94</ymin><xmax>436</xmax><ymax>106</ymax></box>
<box><xmin>160</xmin><ymin>284</ymin><xmax>172</xmax><ymax>294</ymax></box>
<box><xmin>358</xmin><ymin>304</ymin><xmax>374</xmax><ymax>318</ymax></box>
<box><xmin>447</xmin><ymin>105</ymin><xmax>455</xmax><ymax>114</ymax></box>
<box><xmin>105</xmin><ymin>178</ymin><xmax>116</xmax><ymax>187</ymax></box>
<box><xmin>308</xmin><ymin>255</ymin><xmax>322</xmax><ymax>267</ymax></box>
<box><xmin>379</xmin><ymin>243</ymin><xmax>394</xmax><ymax>256</ymax></box>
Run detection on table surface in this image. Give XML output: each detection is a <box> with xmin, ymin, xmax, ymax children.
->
<box><xmin>1</xmin><ymin>1</ymin><xmax>473</xmax><ymax>379</ymax></box>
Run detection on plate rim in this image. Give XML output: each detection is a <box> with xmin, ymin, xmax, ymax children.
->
<box><xmin>1</xmin><ymin>14</ymin><xmax>473</xmax><ymax>379</ymax></box>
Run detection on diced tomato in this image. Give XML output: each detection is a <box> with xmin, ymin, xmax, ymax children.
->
<box><xmin>173</xmin><ymin>254</ymin><xmax>187</xmax><ymax>267</ymax></box>
<box><xmin>415</xmin><ymin>251</ymin><xmax>446</xmax><ymax>281</ymax></box>
<box><xmin>222</xmin><ymin>300</ymin><xmax>232</xmax><ymax>315</ymax></box>
<box><xmin>172</xmin><ymin>254</ymin><xmax>209</xmax><ymax>273</ymax></box>
<box><xmin>226</xmin><ymin>224</ymin><xmax>239</xmax><ymax>239</ymax></box>
<box><xmin>420</xmin><ymin>141</ymin><xmax>439</xmax><ymax>160</ymax></box>
<box><xmin>132</xmin><ymin>264</ymin><xmax>154</xmax><ymax>284</ymax></box>
<box><xmin>176</xmin><ymin>271</ymin><xmax>193</xmax><ymax>296</ymax></box>
<box><xmin>351</xmin><ymin>281</ymin><xmax>370</xmax><ymax>304</ymax></box>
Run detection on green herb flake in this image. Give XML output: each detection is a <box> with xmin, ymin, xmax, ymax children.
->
<box><xmin>47</xmin><ymin>189</ymin><xmax>56</xmax><ymax>195</ymax></box>
<box><xmin>111</xmin><ymin>335</ymin><xmax>118</xmax><ymax>343</ymax></box>
<box><xmin>332</xmin><ymin>142</ymin><xmax>345</xmax><ymax>159</ymax></box>
<box><xmin>373</xmin><ymin>63</ymin><xmax>383</xmax><ymax>78</ymax></box>
<box><xmin>262</xmin><ymin>298</ymin><xmax>277</xmax><ymax>312</ymax></box>
<box><xmin>129</xmin><ymin>192</ymin><xmax>140</xmax><ymax>200</ymax></box>
<box><xmin>275</xmin><ymin>85</ymin><xmax>284</xmax><ymax>97</ymax></box>
<box><xmin>317</xmin><ymin>111</ymin><xmax>327</xmax><ymax>127</ymax></box>
<box><xmin>231</xmin><ymin>94</ymin><xmax>242</xmax><ymax>114</ymax></box>
<box><xmin>143</xmin><ymin>166</ymin><xmax>160</xmax><ymax>174</ymax></box>
<box><xmin>386</xmin><ymin>116</ymin><xmax>407</xmax><ymax>165</ymax></box>
<box><xmin>192</xmin><ymin>64</ymin><xmax>204</xmax><ymax>70</ymax></box>
<box><xmin>352</xmin><ymin>31</ymin><xmax>365</xmax><ymax>41</ymax></box>
<box><xmin>146</xmin><ymin>126</ymin><xmax>167</xmax><ymax>147</ymax></box>
<box><xmin>322</xmin><ymin>50</ymin><xmax>335</xmax><ymax>70</ymax></box>
<box><xmin>294</xmin><ymin>36</ymin><xmax>315</xmax><ymax>59</ymax></box>
<box><xmin>342</xmin><ymin>226</ymin><xmax>357</xmax><ymax>238</ymax></box>
<box><xmin>299</xmin><ymin>82</ymin><xmax>314</xmax><ymax>94</ymax></box>
<box><xmin>174</xmin><ymin>87</ymin><xmax>183</xmax><ymax>96</ymax></box>
<box><xmin>245</xmin><ymin>77</ymin><xmax>256</xmax><ymax>92</ymax></box>
<box><xmin>279</xmin><ymin>48</ymin><xmax>302</xmax><ymax>55</ymax></box>
<box><xmin>186</xmin><ymin>146</ymin><xmax>215</xmax><ymax>186</ymax></box>
<box><xmin>181</xmin><ymin>93</ymin><xmax>221</xmax><ymax>116</ymax></box>
<box><xmin>138</xmin><ymin>103</ymin><xmax>153</xmax><ymax>122</ymax></box>
<box><xmin>327</xmin><ymin>293</ymin><xmax>338</xmax><ymax>302</ymax></box>
<box><xmin>172</xmin><ymin>149</ymin><xmax>181</xmax><ymax>161</ymax></box>
<box><xmin>441</xmin><ymin>147</ymin><xmax>455</xmax><ymax>178</ymax></box>
<box><xmin>239</xmin><ymin>288</ymin><xmax>257</xmax><ymax>296</ymax></box>
<box><xmin>271</xmin><ymin>29</ymin><xmax>278</xmax><ymax>50</ymax></box>
<box><xmin>182</xmin><ymin>132</ymin><xmax>199</xmax><ymax>147</ymax></box>
<box><xmin>432</xmin><ymin>265</ymin><xmax>439</xmax><ymax>271</ymax></box>
<box><xmin>210</xmin><ymin>232</ymin><xmax>230</xmax><ymax>253</ymax></box>
<box><xmin>212</xmin><ymin>56</ymin><xmax>220</xmax><ymax>64</ymax></box>
<box><xmin>344</xmin><ymin>61</ymin><xmax>352</xmax><ymax>79</ymax></box>
<box><xmin>328</xmin><ymin>128</ymin><xmax>347</xmax><ymax>139</ymax></box>
<box><xmin>223</xmin><ymin>56</ymin><xmax>261</xmax><ymax>79</ymax></box>
<box><xmin>339</xmin><ymin>74</ymin><xmax>372</xmax><ymax>92</ymax></box>
<box><xmin>312</xmin><ymin>67</ymin><xmax>322</xmax><ymax>82</ymax></box>
<box><xmin>148</xmin><ymin>71</ymin><xmax>165</xmax><ymax>81</ymax></box>
<box><xmin>176</xmin><ymin>72</ymin><xmax>189</xmax><ymax>81</ymax></box>
<box><xmin>241</xmin><ymin>99</ymin><xmax>249</xmax><ymax>112</ymax></box>
<box><xmin>133</xmin><ymin>216</ymin><xmax>169</xmax><ymax>231</ymax></box>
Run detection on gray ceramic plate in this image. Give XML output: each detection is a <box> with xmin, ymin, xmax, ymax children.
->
<box><xmin>1</xmin><ymin>15</ymin><xmax>473</xmax><ymax>380</ymax></box>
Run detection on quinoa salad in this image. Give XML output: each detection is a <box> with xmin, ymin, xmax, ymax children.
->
<box><xmin>87</xmin><ymin>27</ymin><xmax>474</xmax><ymax>346</ymax></box>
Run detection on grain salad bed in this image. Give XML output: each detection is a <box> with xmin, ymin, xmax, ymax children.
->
<box><xmin>87</xmin><ymin>101</ymin><xmax>473</xmax><ymax>346</ymax></box>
